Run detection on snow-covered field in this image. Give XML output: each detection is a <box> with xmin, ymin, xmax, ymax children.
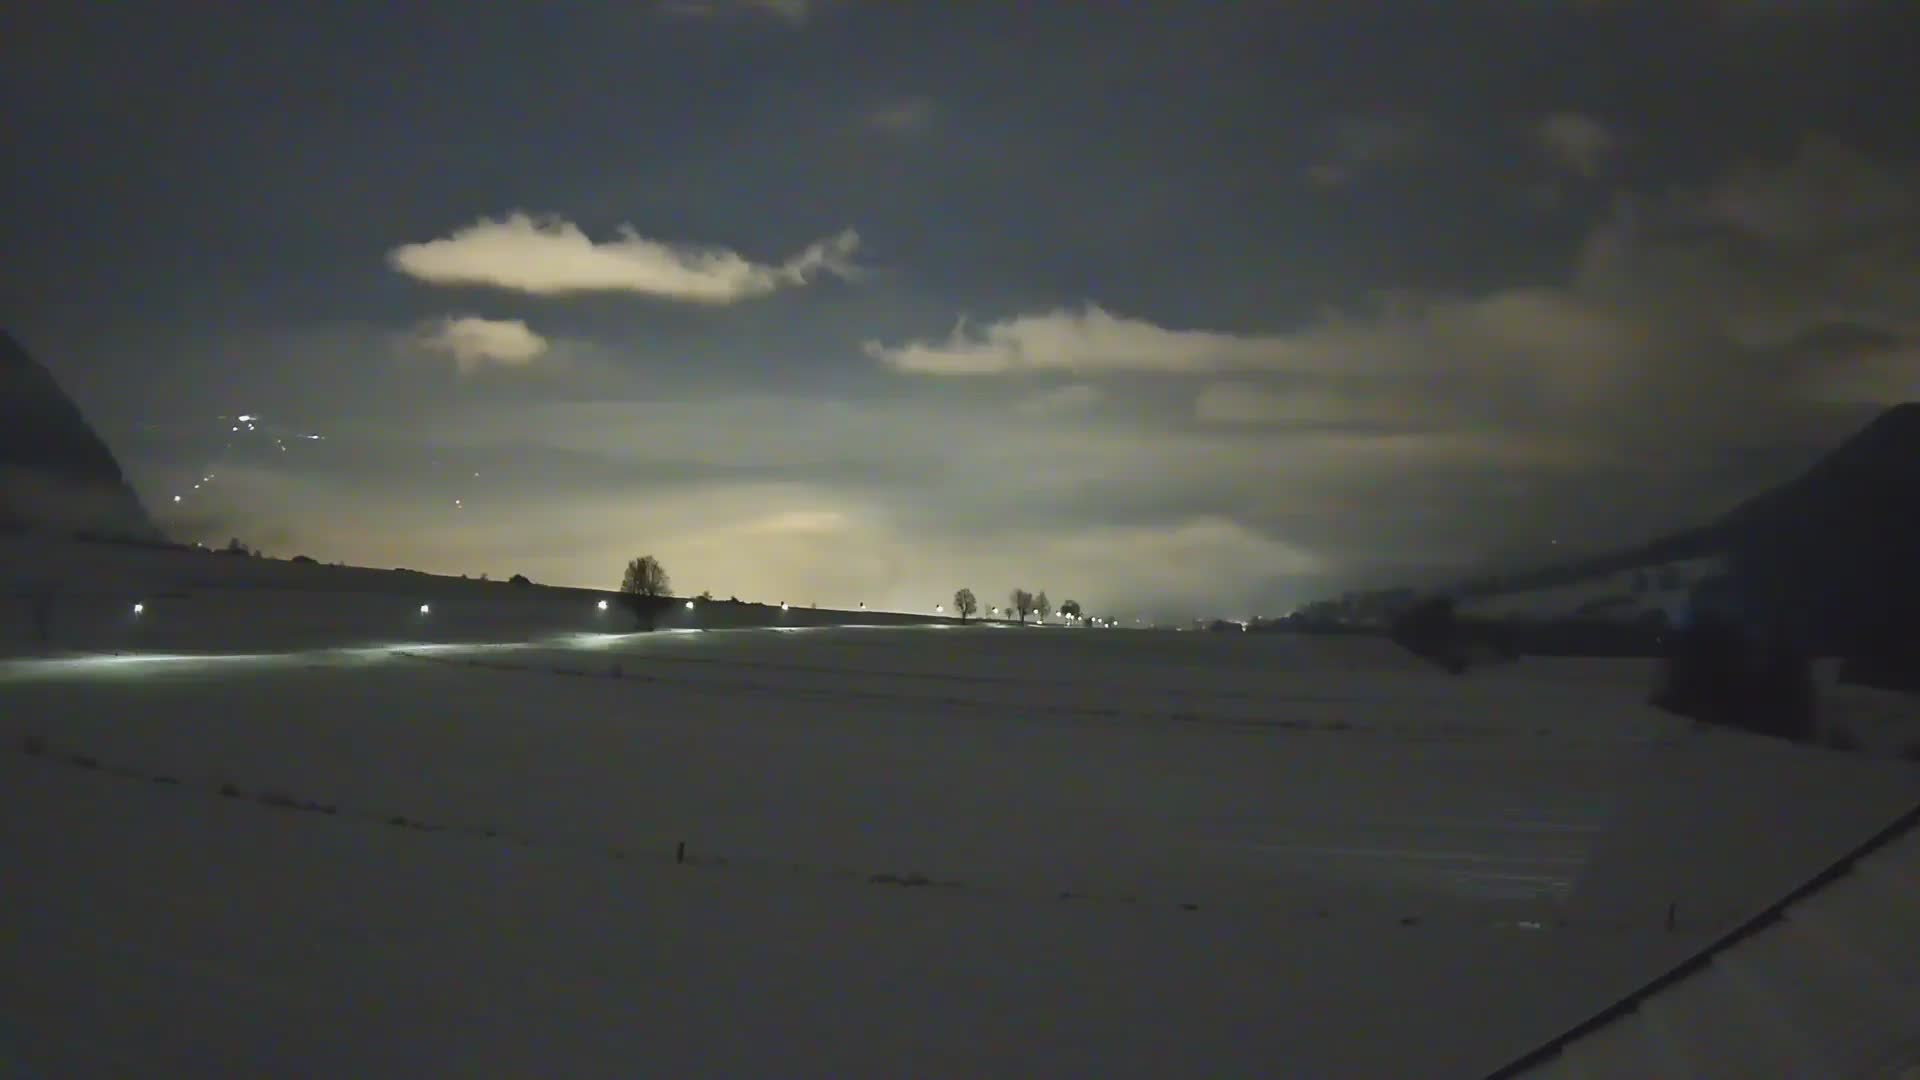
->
<box><xmin>5</xmin><ymin>554</ymin><xmax>1919</xmax><ymax>1076</ymax></box>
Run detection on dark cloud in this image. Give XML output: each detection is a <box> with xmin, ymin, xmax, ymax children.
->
<box><xmin>5</xmin><ymin>5</ymin><xmax>1917</xmax><ymax>615</ymax></box>
<box><xmin>656</xmin><ymin>0</ymin><xmax>814</xmax><ymax>26</ymax></box>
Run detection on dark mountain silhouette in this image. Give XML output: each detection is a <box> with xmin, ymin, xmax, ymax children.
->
<box><xmin>1</xmin><ymin>329</ymin><xmax>160</xmax><ymax>542</ymax></box>
<box><xmin>1448</xmin><ymin>403</ymin><xmax>1920</xmax><ymax>654</ymax></box>
<box><xmin>1706</xmin><ymin>403</ymin><xmax>1920</xmax><ymax>654</ymax></box>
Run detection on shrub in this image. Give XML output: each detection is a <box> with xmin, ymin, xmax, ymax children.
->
<box><xmin>290</xmin><ymin>554</ymin><xmax>317</xmax><ymax>564</ymax></box>
<box><xmin>509</xmin><ymin>573</ymin><xmax>532</xmax><ymax>586</ymax></box>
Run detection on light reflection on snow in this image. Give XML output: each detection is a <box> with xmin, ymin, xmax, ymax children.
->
<box><xmin>0</xmin><ymin>652</ymin><xmax>285</xmax><ymax>679</ymax></box>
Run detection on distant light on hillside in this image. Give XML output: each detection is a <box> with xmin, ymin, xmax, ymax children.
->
<box><xmin>132</xmin><ymin>603</ymin><xmax>144</xmax><ymax>615</ymax></box>
<box><xmin>596</xmin><ymin>599</ymin><xmax>608</xmax><ymax>611</ymax></box>
<box><xmin>418</xmin><ymin>603</ymin><xmax>430</xmax><ymax>614</ymax></box>
<box><xmin>686</xmin><ymin>600</ymin><xmax>695</xmax><ymax>610</ymax></box>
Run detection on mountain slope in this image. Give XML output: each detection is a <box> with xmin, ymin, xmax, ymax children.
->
<box><xmin>1706</xmin><ymin>403</ymin><xmax>1920</xmax><ymax>651</ymax></box>
<box><xmin>0</xmin><ymin>330</ymin><xmax>160</xmax><ymax>542</ymax></box>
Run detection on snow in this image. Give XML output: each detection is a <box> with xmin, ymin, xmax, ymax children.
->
<box><xmin>5</xmin><ymin>541</ymin><xmax>1920</xmax><ymax>1076</ymax></box>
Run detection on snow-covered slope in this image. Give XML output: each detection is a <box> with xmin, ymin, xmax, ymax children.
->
<box><xmin>6</xmin><ymin>592</ymin><xmax>1920</xmax><ymax>1076</ymax></box>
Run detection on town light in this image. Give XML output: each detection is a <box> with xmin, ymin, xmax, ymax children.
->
<box><xmin>419</xmin><ymin>604</ymin><xmax>430</xmax><ymax>614</ymax></box>
<box><xmin>686</xmin><ymin>600</ymin><xmax>695</xmax><ymax>610</ymax></box>
<box><xmin>596</xmin><ymin>599</ymin><xmax>609</xmax><ymax>611</ymax></box>
<box><xmin>132</xmin><ymin>603</ymin><xmax>145</xmax><ymax>615</ymax></box>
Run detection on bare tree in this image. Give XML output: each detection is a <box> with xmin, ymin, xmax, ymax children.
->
<box><xmin>953</xmin><ymin>587</ymin><xmax>978</xmax><ymax>622</ymax></box>
<box><xmin>1035</xmin><ymin>591</ymin><xmax>1051</xmax><ymax>621</ymax></box>
<box><xmin>1010</xmin><ymin>588</ymin><xmax>1034</xmax><ymax>624</ymax></box>
<box><xmin>620</xmin><ymin>555</ymin><xmax>672</xmax><ymax>631</ymax></box>
<box><xmin>621</xmin><ymin>555</ymin><xmax>671</xmax><ymax>597</ymax></box>
<box><xmin>1060</xmin><ymin>599</ymin><xmax>1082</xmax><ymax>622</ymax></box>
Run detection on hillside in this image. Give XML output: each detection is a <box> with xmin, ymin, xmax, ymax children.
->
<box><xmin>1711</xmin><ymin>403</ymin><xmax>1920</xmax><ymax>652</ymax></box>
<box><xmin>1441</xmin><ymin>404</ymin><xmax>1920</xmax><ymax>653</ymax></box>
<box><xmin>0</xmin><ymin>330</ymin><xmax>159</xmax><ymax>542</ymax></box>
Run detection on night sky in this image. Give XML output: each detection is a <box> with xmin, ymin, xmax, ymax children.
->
<box><xmin>4</xmin><ymin>1</ymin><xmax>1917</xmax><ymax>618</ymax></box>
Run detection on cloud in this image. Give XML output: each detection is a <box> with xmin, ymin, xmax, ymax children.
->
<box><xmin>872</xmin><ymin>136</ymin><xmax>1920</xmax><ymax>517</ymax></box>
<box><xmin>1536</xmin><ymin>112</ymin><xmax>1620</xmax><ymax>179</ymax></box>
<box><xmin>1012</xmin><ymin>383</ymin><xmax>1103</xmax><ymax>417</ymax></box>
<box><xmin>1193</xmin><ymin>382</ymin><xmax>1416</xmax><ymax>427</ymax></box>
<box><xmin>864</xmin><ymin>97</ymin><xmax>935</xmax><ymax>135</ymax></box>
<box><xmin>413</xmin><ymin>316</ymin><xmax>549</xmax><ymax>374</ymax></box>
<box><xmin>656</xmin><ymin>0</ymin><xmax>811</xmax><ymax>25</ymax></box>
<box><xmin>1709</xmin><ymin>0</ymin><xmax>1875</xmax><ymax>19</ymax></box>
<box><xmin>866</xmin><ymin>306</ymin><xmax>1289</xmax><ymax>375</ymax></box>
<box><xmin>869</xmin><ymin>294</ymin><xmax>1647</xmax><ymax>416</ymax></box>
<box><xmin>388</xmin><ymin>214</ymin><xmax>861</xmax><ymax>302</ymax></box>
<box><xmin>165</xmin><ymin>137</ymin><xmax>1920</xmax><ymax>617</ymax></box>
<box><xmin>1305</xmin><ymin>113</ymin><xmax>1423</xmax><ymax>187</ymax></box>
<box><xmin>1675</xmin><ymin>136</ymin><xmax>1916</xmax><ymax>247</ymax></box>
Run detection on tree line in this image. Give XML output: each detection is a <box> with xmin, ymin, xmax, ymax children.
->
<box><xmin>620</xmin><ymin>555</ymin><xmax>1090</xmax><ymax>628</ymax></box>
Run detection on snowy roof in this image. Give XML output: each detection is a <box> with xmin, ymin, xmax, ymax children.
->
<box><xmin>1493</xmin><ymin>801</ymin><xmax>1920</xmax><ymax>1078</ymax></box>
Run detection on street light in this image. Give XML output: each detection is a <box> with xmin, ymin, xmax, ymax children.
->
<box><xmin>685</xmin><ymin>600</ymin><xmax>695</xmax><ymax>610</ymax></box>
<box><xmin>132</xmin><ymin>603</ymin><xmax>145</xmax><ymax>615</ymax></box>
<box><xmin>596</xmin><ymin>599</ymin><xmax>609</xmax><ymax>611</ymax></box>
<box><xmin>419</xmin><ymin>603</ymin><xmax>431</xmax><ymax>614</ymax></box>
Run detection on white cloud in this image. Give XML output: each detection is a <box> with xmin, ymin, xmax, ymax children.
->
<box><xmin>414</xmin><ymin>317</ymin><xmax>549</xmax><ymax>374</ymax></box>
<box><xmin>865</xmin><ymin>306</ymin><xmax>1289</xmax><ymax>375</ymax></box>
<box><xmin>864</xmin><ymin>97</ymin><xmax>935</xmax><ymax>135</ymax></box>
<box><xmin>389</xmin><ymin>214</ymin><xmax>860</xmax><ymax>303</ymax></box>
<box><xmin>869</xmin><ymin>294</ymin><xmax>1646</xmax><ymax>417</ymax></box>
<box><xmin>657</xmin><ymin>0</ymin><xmax>811</xmax><ymax>25</ymax></box>
<box><xmin>1536</xmin><ymin>112</ymin><xmax>1620</xmax><ymax>179</ymax></box>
